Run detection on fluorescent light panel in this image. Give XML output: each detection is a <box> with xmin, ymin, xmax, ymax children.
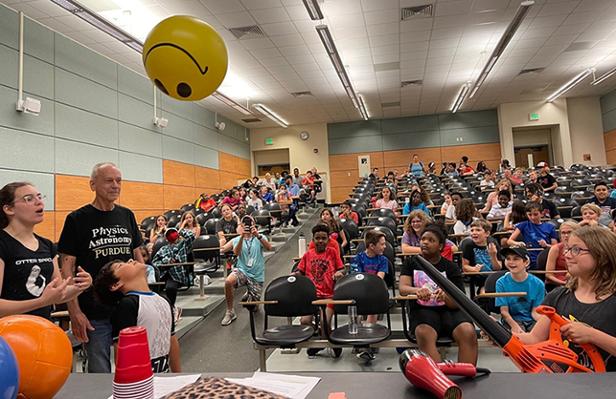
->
<box><xmin>591</xmin><ymin>66</ymin><xmax>616</xmax><ymax>86</ymax></box>
<box><xmin>315</xmin><ymin>24</ymin><xmax>367</xmax><ymax>120</ymax></box>
<box><xmin>211</xmin><ymin>92</ymin><xmax>253</xmax><ymax>115</ymax></box>
<box><xmin>253</xmin><ymin>104</ymin><xmax>289</xmax><ymax>128</ymax></box>
<box><xmin>50</xmin><ymin>0</ymin><xmax>143</xmax><ymax>51</ymax></box>
<box><xmin>302</xmin><ymin>0</ymin><xmax>324</xmax><ymax>20</ymax></box>
<box><xmin>468</xmin><ymin>0</ymin><xmax>534</xmax><ymax>99</ymax></box>
<box><xmin>451</xmin><ymin>83</ymin><xmax>470</xmax><ymax>113</ymax></box>
<box><xmin>545</xmin><ymin>68</ymin><xmax>595</xmax><ymax>103</ymax></box>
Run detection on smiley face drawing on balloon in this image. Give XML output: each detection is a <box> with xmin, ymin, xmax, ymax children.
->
<box><xmin>143</xmin><ymin>15</ymin><xmax>228</xmax><ymax>101</ymax></box>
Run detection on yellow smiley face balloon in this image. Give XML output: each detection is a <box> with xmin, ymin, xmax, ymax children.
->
<box><xmin>142</xmin><ymin>15</ymin><xmax>228</xmax><ymax>101</ymax></box>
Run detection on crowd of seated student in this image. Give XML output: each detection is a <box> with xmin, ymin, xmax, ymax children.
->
<box><xmin>342</xmin><ymin>159</ymin><xmax>616</xmax><ymax>369</ymax></box>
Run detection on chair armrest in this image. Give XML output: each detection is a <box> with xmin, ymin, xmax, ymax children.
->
<box><xmin>475</xmin><ymin>292</ymin><xmax>526</xmax><ymax>299</ymax></box>
<box><xmin>312</xmin><ymin>299</ymin><xmax>355</xmax><ymax>306</ymax></box>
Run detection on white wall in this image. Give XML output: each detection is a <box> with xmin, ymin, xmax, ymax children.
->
<box><xmin>512</xmin><ymin>129</ymin><xmax>551</xmax><ymax>147</ymax></box>
<box><xmin>566</xmin><ymin>97</ymin><xmax>607</xmax><ymax>165</ymax></box>
<box><xmin>498</xmin><ymin>99</ymin><xmax>573</xmax><ymax>167</ymax></box>
<box><xmin>250</xmin><ymin>123</ymin><xmax>331</xmax><ymax>202</ymax></box>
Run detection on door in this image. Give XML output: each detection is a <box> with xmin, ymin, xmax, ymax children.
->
<box><xmin>514</xmin><ymin>146</ymin><xmax>549</xmax><ymax>168</ymax></box>
<box><xmin>358</xmin><ymin>155</ymin><xmax>371</xmax><ymax>177</ymax></box>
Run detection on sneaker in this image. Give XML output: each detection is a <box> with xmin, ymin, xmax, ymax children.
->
<box><xmin>331</xmin><ymin>347</ymin><xmax>343</xmax><ymax>358</ymax></box>
<box><xmin>357</xmin><ymin>349</ymin><xmax>376</xmax><ymax>362</ymax></box>
<box><xmin>306</xmin><ymin>348</ymin><xmax>324</xmax><ymax>358</ymax></box>
<box><xmin>221</xmin><ymin>310</ymin><xmax>237</xmax><ymax>326</ymax></box>
<box><xmin>241</xmin><ymin>291</ymin><xmax>250</xmax><ymax>303</ymax></box>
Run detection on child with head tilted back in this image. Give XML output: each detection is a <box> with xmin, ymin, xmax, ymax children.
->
<box><xmin>94</xmin><ymin>259</ymin><xmax>180</xmax><ymax>373</ymax></box>
<box><xmin>516</xmin><ymin>226</ymin><xmax>616</xmax><ymax>371</ymax></box>
<box><xmin>496</xmin><ymin>247</ymin><xmax>545</xmax><ymax>333</ymax></box>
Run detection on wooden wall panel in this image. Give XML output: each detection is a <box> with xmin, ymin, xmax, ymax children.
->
<box><xmin>383</xmin><ymin>148</ymin><xmax>443</xmax><ymax>170</ymax></box>
<box><xmin>331</xmin><ymin>187</ymin><xmax>354</xmax><ymax>204</ymax></box>
<box><xmin>607</xmin><ymin>149</ymin><xmax>616</xmax><ymax>165</ymax></box>
<box><xmin>194</xmin><ymin>187</ymin><xmax>219</xmax><ymax>198</ymax></box>
<box><xmin>120</xmin><ymin>181</ymin><xmax>164</xmax><ymax>210</ymax></box>
<box><xmin>54</xmin><ymin>211</ymin><xmax>70</xmax><ymax>242</ymax></box>
<box><xmin>219</xmin><ymin>151</ymin><xmax>235</xmax><ymax>172</ymax></box>
<box><xmin>237</xmin><ymin>158</ymin><xmax>251</xmax><ymax>177</ymax></box>
<box><xmin>133</xmin><ymin>209</ymin><xmax>164</xmax><ymax>226</ymax></box>
<box><xmin>329</xmin><ymin>154</ymin><xmax>359</xmax><ymax>171</ymax></box>
<box><xmin>330</xmin><ymin>170</ymin><xmax>360</xmax><ymax>187</ymax></box>
<box><xmin>163</xmin><ymin>185</ymin><xmax>196</xmax><ymax>210</ymax></box>
<box><xmin>35</xmin><ymin>211</ymin><xmax>55</xmax><ymax>240</ymax></box>
<box><xmin>440</xmin><ymin>143</ymin><xmax>501</xmax><ymax>165</ymax></box>
<box><xmin>368</xmin><ymin>151</ymin><xmax>384</xmax><ymax>169</ymax></box>
<box><xmin>55</xmin><ymin>175</ymin><xmax>92</xmax><ymax>211</ymax></box>
<box><xmin>195</xmin><ymin>166</ymin><xmax>220</xmax><ymax>189</ymax></box>
<box><xmin>163</xmin><ymin>160</ymin><xmax>195</xmax><ymax>187</ymax></box>
<box><xmin>604</xmin><ymin>130</ymin><xmax>616</xmax><ymax>152</ymax></box>
<box><xmin>219</xmin><ymin>171</ymin><xmax>241</xmax><ymax>190</ymax></box>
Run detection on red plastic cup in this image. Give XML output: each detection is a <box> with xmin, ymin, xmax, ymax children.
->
<box><xmin>114</xmin><ymin>326</ymin><xmax>153</xmax><ymax>384</ymax></box>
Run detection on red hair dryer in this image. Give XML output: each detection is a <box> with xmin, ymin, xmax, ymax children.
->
<box><xmin>399</xmin><ymin>349</ymin><xmax>490</xmax><ymax>399</ymax></box>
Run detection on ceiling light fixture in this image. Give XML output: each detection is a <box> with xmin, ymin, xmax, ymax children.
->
<box><xmin>468</xmin><ymin>0</ymin><xmax>535</xmax><ymax>99</ymax></box>
<box><xmin>211</xmin><ymin>91</ymin><xmax>253</xmax><ymax>115</ymax></box>
<box><xmin>545</xmin><ymin>68</ymin><xmax>595</xmax><ymax>103</ymax></box>
<box><xmin>451</xmin><ymin>83</ymin><xmax>471</xmax><ymax>113</ymax></box>
<box><xmin>253</xmin><ymin>103</ymin><xmax>289</xmax><ymax>128</ymax></box>
<box><xmin>591</xmin><ymin>66</ymin><xmax>616</xmax><ymax>86</ymax></box>
<box><xmin>302</xmin><ymin>0</ymin><xmax>324</xmax><ymax>20</ymax></box>
<box><xmin>358</xmin><ymin>94</ymin><xmax>369</xmax><ymax>120</ymax></box>
<box><xmin>315</xmin><ymin>24</ymin><xmax>367</xmax><ymax>120</ymax></box>
<box><xmin>50</xmin><ymin>0</ymin><xmax>143</xmax><ymax>52</ymax></box>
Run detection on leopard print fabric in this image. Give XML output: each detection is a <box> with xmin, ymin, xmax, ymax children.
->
<box><xmin>161</xmin><ymin>377</ymin><xmax>288</xmax><ymax>399</ymax></box>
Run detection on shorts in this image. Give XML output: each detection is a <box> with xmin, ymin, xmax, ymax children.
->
<box><xmin>231</xmin><ymin>269</ymin><xmax>263</xmax><ymax>300</ymax></box>
<box><xmin>410</xmin><ymin>306</ymin><xmax>472</xmax><ymax>338</ymax></box>
<box><xmin>499</xmin><ymin>318</ymin><xmax>535</xmax><ymax>332</ymax></box>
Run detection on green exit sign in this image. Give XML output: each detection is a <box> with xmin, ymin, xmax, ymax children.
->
<box><xmin>529</xmin><ymin>112</ymin><xmax>540</xmax><ymax>121</ymax></box>
<box><xmin>265</xmin><ymin>137</ymin><xmax>274</xmax><ymax>145</ymax></box>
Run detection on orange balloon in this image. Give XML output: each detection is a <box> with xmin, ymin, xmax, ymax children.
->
<box><xmin>0</xmin><ymin>315</ymin><xmax>72</xmax><ymax>399</ymax></box>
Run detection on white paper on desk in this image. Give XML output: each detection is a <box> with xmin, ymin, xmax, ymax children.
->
<box><xmin>106</xmin><ymin>374</ymin><xmax>201</xmax><ymax>399</ymax></box>
<box><xmin>226</xmin><ymin>372</ymin><xmax>320</xmax><ymax>399</ymax></box>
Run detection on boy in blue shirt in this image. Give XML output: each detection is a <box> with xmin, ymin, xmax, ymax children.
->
<box><xmin>350</xmin><ymin>229</ymin><xmax>389</xmax><ymax>361</ymax></box>
<box><xmin>507</xmin><ymin>202</ymin><xmax>558</xmax><ymax>269</ymax></box>
<box><xmin>496</xmin><ymin>247</ymin><xmax>545</xmax><ymax>333</ymax></box>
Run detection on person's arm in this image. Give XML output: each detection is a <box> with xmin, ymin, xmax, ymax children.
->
<box><xmin>169</xmin><ymin>335</ymin><xmax>181</xmax><ymax>372</ymax></box>
<box><xmin>507</xmin><ymin>228</ymin><xmax>524</xmax><ymax>247</ymax></box>
<box><xmin>500</xmin><ymin>306</ymin><xmax>524</xmax><ymax>334</ymax></box>
<box><xmin>559</xmin><ymin>324</ymin><xmax>616</xmax><ymax>358</ymax></box>
<box><xmin>254</xmin><ymin>226</ymin><xmax>273</xmax><ymax>251</ymax></box>
<box><xmin>149</xmin><ymin>229</ymin><xmax>158</xmax><ymax>243</ymax></box>
<box><xmin>488</xmin><ymin>242</ymin><xmax>501</xmax><ymax>270</ymax></box>
<box><xmin>233</xmin><ymin>236</ymin><xmax>244</xmax><ymax>257</ymax></box>
<box><xmin>481</xmin><ymin>193</ymin><xmax>494</xmax><ymax>212</ymax></box>
<box><xmin>401</xmin><ymin>242</ymin><xmax>421</xmax><ymax>255</ymax></box>
<box><xmin>461</xmin><ymin>257</ymin><xmax>481</xmax><ymax>273</ymax></box>
<box><xmin>398</xmin><ymin>275</ymin><xmax>420</xmax><ymax>296</ymax></box>
<box><xmin>0</xmin><ymin>259</ymin><xmax>69</xmax><ymax>317</ymax></box>
<box><xmin>339</xmin><ymin>229</ymin><xmax>348</xmax><ymax>249</ymax></box>
<box><xmin>545</xmin><ymin>245</ymin><xmax>566</xmax><ymax>286</ymax></box>
<box><xmin>194</xmin><ymin>225</ymin><xmax>201</xmax><ymax>237</ymax></box>
<box><xmin>60</xmin><ymin>253</ymin><xmax>94</xmax><ymax>343</ymax></box>
<box><xmin>55</xmin><ymin>257</ymin><xmax>92</xmax><ymax>303</ymax></box>
<box><xmin>133</xmin><ymin>247</ymin><xmax>145</xmax><ymax>263</ymax></box>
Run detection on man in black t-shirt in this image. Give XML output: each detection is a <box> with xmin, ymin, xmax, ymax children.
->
<box><xmin>58</xmin><ymin>162</ymin><xmax>143</xmax><ymax>373</ymax></box>
<box><xmin>536</xmin><ymin>162</ymin><xmax>557</xmax><ymax>192</ymax></box>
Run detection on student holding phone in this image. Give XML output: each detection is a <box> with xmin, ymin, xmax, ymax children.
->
<box><xmin>220</xmin><ymin>215</ymin><xmax>272</xmax><ymax>326</ymax></box>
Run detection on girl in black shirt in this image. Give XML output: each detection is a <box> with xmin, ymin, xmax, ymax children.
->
<box><xmin>399</xmin><ymin>224</ymin><xmax>478</xmax><ymax>365</ymax></box>
<box><xmin>0</xmin><ymin>182</ymin><xmax>91</xmax><ymax>319</ymax></box>
<box><xmin>516</xmin><ymin>226</ymin><xmax>616</xmax><ymax>371</ymax></box>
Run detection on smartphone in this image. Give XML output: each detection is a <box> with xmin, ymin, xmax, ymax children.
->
<box><xmin>242</xmin><ymin>216</ymin><xmax>254</xmax><ymax>228</ymax></box>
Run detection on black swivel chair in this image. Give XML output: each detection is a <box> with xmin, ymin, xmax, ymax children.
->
<box><xmin>244</xmin><ymin>275</ymin><xmax>318</xmax><ymax>348</ymax></box>
<box><xmin>322</xmin><ymin>273</ymin><xmax>392</xmax><ymax>349</ymax></box>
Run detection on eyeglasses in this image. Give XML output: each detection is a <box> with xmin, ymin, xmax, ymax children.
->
<box><xmin>14</xmin><ymin>193</ymin><xmax>46</xmax><ymax>205</ymax></box>
<box><xmin>564</xmin><ymin>246</ymin><xmax>591</xmax><ymax>257</ymax></box>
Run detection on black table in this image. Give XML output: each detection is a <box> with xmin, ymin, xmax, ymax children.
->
<box><xmin>56</xmin><ymin>371</ymin><xmax>615</xmax><ymax>398</ymax></box>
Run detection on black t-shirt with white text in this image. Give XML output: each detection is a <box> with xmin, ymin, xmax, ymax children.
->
<box><xmin>0</xmin><ymin>230</ymin><xmax>56</xmax><ymax>319</ymax></box>
<box><xmin>543</xmin><ymin>287</ymin><xmax>616</xmax><ymax>371</ymax></box>
<box><xmin>57</xmin><ymin>204</ymin><xmax>142</xmax><ymax>320</ymax></box>
<box><xmin>216</xmin><ymin>217</ymin><xmax>238</xmax><ymax>235</ymax></box>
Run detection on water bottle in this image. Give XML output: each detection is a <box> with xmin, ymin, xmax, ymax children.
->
<box><xmin>298</xmin><ymin>233</ymin><xmax>306</xmax><ymax>258</ymax></box>
<box><xmin>348</xmin><ymin>305</ymin><xmax>358</xmax><ymax>335</ymax></box>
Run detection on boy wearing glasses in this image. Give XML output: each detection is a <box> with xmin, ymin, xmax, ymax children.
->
<box><xmin>496</xmin><ymin>247</ymin><xmax>545</xmax><ymax>333</ymax></box>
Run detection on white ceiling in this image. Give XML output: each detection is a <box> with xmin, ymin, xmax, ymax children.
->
<box><xmin>4</xmin><ymin>0</ymin><xmax>616</xmax><ymax>129</ymax></box>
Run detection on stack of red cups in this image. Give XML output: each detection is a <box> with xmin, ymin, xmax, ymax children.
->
<box><xmin>112</xmin><ymin>326</ymin><xmax>154</xmax><ymax>399</ymax></box>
